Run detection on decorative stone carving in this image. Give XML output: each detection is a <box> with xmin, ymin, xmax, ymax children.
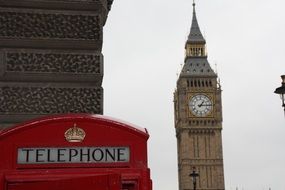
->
<box><xmin>5</xmin><ymin>51</ymin><xmax>101</xmax><ymax>74</ymax></box>
<box><xmin>0</xmin><ymin>10</ymin><xmax>101</xmax><ymax>40</ymax></box>
<box><xmin>0</xmin><ymin>86</ymin><xmax>102</xmax><ymax>114</ymax></box>
<box><xmin>0</xmin><ymin>0</ymin><xmax>113</xmax><ymax>127</ymax></box>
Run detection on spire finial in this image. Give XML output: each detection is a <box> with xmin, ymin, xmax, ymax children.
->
<box><xmin>192</xmin><ymin>0</ymin><xmax>196</xmax><ymax>15</ymax></box>
<box><xmin>187</xmin><ymin>0</ymin><xmax>205</xmax><ymax>43</ymax></box>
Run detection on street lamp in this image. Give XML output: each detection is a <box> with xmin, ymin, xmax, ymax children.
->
<box><xmin>189</xmin><ymin>167</ymin><xmax>199</xmax><ymax>190</ymax></box>
<box><xmin>274</xmin><ymin>75</ymin><xmax>285</xmax><ymax>116</ymax></box>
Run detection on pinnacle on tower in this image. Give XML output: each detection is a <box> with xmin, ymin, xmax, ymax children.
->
<box><xmin>182</xmin><ymin>1</ymin><xmax>216</xmax><ymax>76</ymax></box>
<box><xmin>187</xmin><ymin>1</ymin><xmax>206</xmax><ymax>44</ymax></box>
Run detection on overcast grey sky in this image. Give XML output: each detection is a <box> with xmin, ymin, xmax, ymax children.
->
<box><xmin>103</xmin><ymin>0</ymin><xmax>285</xmax><ymax>190</ymax></box>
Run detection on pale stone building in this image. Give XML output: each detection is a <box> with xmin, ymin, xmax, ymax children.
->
<box><xmin>174</xmin><ymin>2</ymin><xmax>225</xmax><ymax>190</ymax></box>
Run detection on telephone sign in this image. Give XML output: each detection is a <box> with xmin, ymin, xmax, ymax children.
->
<box><xmin>0</xmin><ymin>114</ymin><xmax>152</xmax><ymax>190</ymax></box>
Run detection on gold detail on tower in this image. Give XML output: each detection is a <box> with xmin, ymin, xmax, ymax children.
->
<box><xmin>185</xmin><ymin>44</ymin><xmax>207</xmax><ymax>57</ymax></box>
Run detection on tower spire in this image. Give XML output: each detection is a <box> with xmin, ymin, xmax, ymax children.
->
<box><xmin>184</xmin><ymin>1</ymin><xmax>208</xmax><ymax>59</ymax></box>
<box><xmin>187</xmin><ymin>1</ymin><xmax>205</xmax><ymax>43</ymax></box>
<box><xmin>182</xmin><ymin>2</ymin><xmax>215</xmax><ymax>76</ymax></box>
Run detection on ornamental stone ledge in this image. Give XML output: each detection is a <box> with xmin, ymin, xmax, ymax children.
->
<box><xmin>0</xmin><ymin>49</ymin><xmax>103</xmax><ymax>84</ymax></box>
<box><xmin>181</xmin><ymin>159</ymin><xmax>224</xmax><ymax>166</ymax></box>
<box><xmin>0</xmin><ymin>0</ymin><xmax>113</xmax><ymax>13</ymax></box>
<box><xmin>0</xmin><ymin>8</ymin><xmax>102</xmax><ymax>39</ymax></box>
<box><xmin>0</xmin><ymin>84</ymin><xmax>103</xmax><ymax>116</ymax></box>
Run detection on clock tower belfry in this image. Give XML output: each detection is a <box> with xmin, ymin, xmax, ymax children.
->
<box><xmin>174</xmin><ymin>2</ymin><xmax>225</xmax><ymax>190</ymax></box>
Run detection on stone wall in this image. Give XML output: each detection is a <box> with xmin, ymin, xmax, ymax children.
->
<box><xmin>0</xmin><ymin>0</ymin><xmax>113</xmax><ymax>127</ymax></box>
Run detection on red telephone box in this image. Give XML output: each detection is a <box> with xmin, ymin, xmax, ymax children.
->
<box><xmin>0</xmin><ymin>114</ymin><xmax>152</xmax><ymax>190</ymax></box>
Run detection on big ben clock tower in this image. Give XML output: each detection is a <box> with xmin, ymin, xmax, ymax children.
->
<box><xmin>174</xmin><ymin>2</ymin><xmax>225</xmax><ymax>190</ymax></box>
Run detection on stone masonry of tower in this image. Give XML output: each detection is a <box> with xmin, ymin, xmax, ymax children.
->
<box><xmin>0</xmin><ymin>0</ymin><xmax>114</xmax><ymax>128</ymax></box>
<box><xmin>174</xmin><ymin>3</ymin><xmax>225</xmax><ymax>190</ymax></box>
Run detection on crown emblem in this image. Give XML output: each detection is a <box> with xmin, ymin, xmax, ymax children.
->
<box><xmin>64</xmin><ymin>124</ymin><xmax>86</xmax><ymax>142</ymax></box>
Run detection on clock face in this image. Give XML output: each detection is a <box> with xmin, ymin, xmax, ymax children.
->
<box><xmin>189</xmin><ymin>94</ymin><xmax>213</xmax><ymax>117</ymax></box>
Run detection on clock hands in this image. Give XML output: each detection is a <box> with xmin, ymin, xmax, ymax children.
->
<box><xmin>189</xmin><ymin>94</ymin><xmax>213</xmax><ymax>117</ymax></box>
<box><xmin>197</xmin><ymin>101</ymin><xmax>212</xmax><ymax>107</ymax></box>
<box><xmin>198</xmin><ymin>101</ymin><xmax>204</xmax><ymax>107</ymax></box>
<box><xmin>200</xmin><ymin>104</ymin><xmax>212</xmax><ymax>106</ymax></box>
